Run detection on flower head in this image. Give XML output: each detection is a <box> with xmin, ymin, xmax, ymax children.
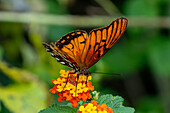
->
<box><xmin>49</xmin><ymin>70</ymin><xmax>94</xmax><ymax>107</ymax></box>
<box><xmin>78</xmin><ymin>100</ymin><xmax>113</xmax><ymax>113</ymax></box>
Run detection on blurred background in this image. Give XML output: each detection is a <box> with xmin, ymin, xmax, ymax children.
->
<box><xmin>0</xmin><ymin>0</ymin><xmax>170</xmax><ymax>113</ymax></box>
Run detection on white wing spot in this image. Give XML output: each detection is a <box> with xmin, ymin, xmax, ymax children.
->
<box><xmin>69</xmin><ymin>63</ymin><xmax>73</xmax><ymax>67</ymax></box>
<box><xmin>60</xmin><ymin>62</ymin><xmax>65</xmax><ymax>64</ymax></box>
<box><xmin>50</xmin><ymin>52</ymin><xmax>54</xmax><ymax>56</ymax></box>
<box><xmin>55</xmin><ymin>57</ymin><xmax>60</xmax><ymax>61</ymax></box>
<box><xmin>46</xmin><ymin>49</ymin><xmax>50</xmax><ymax>52</ymax></box>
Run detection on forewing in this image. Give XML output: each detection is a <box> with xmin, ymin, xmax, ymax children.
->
<box><xmin>81</xmin><ymin>17</ymin><xmax>128</xmax><ymax>68</ymax></box>
<box><xmin>54</xmin><ymin>30</ymin><xmax>88</xmax><ymax>69</ymax></box>
<box><xmin>42</xmin><ymin>42</ymin><xmax>79</xmax><ymax>70</ymax></box>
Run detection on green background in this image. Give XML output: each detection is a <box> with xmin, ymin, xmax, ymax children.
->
<box><xmin>0</xmin><ymin>0</ymin><xmax>169</xmax><ymax>113</ymax></box>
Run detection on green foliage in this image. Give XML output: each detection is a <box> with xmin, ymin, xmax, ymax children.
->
<box><xmin>97</xmin><ymin>95</ymin><xmax>135</xmax><ymax>113</ymax></box>
<box><xmin>39</xmin><ymin>104</ymin><xmax>77</xmax><ymax>113</ymax></box>
<box><xmin>148</xmin><ymin>38</ymin><xmax>170</xmax><ymax>76</ymax></box>
<box><xmin>135</xmin><ymin>96</ymin><xmax>163</xmax><ymax>113</ymax></box>
<box><xmin>0</xmin><ymin>102</ymin><xmax>1</xmax><ymax>112</ymax></box>
<box><xmin>0</xmin><ymin>46</ymin><xmax>3</xmax><ymax>61</ymax></box>
<box><xmin>47</xmin><ymin>0</ymin><xmax>68</xmax><ymax>14</ymax></box>
<box><xmin>0</xmin><ymin>83</ymin><xmax>47</xmax><ymax>113</ymax></box>
<box><xmin>124</xmin><ymin>0</ymin><xmax>159</xmax><ymax>16</ymax></box>
<box><xmin>0</xmin><ymin>62</ymin><xmax>48</xmax><ymax>113</ymax></box>
<box><xmin>103</xmin><ymin>42</ymin><xmax>144</xmax><ymax>74</ymax></box>
<box><xmin>39</xmin><ymin>94</ymin><xmax>135</xmax><ymax>113</ymax></box>
<box><xmin>98</xmin><ymin>95</ymin><xmax>123</xmax><ymax>107</ymax></box>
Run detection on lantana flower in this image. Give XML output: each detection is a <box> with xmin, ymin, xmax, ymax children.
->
<box><xmin>49</xmin><ymin>70</ymin><xmax>94</xmax><ymax>107</ymax></box>
<box><xmin>78</xmin><ymin>100</ymin><xmax>113</xmax><ymax>113</ymax></box>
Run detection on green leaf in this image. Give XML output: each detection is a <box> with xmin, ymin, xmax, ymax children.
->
<box><xmin>0</xmin><ymin>83</ymin><xmax>47</xmax><ymax>113</ymax></box>
<box><xmin>97</xmin><ymin>94</ymin><xmax>135</xmax><ymax>113</ymax></box>
<box><xmin>97</xmin><ymin>95</ymin><xmax>123</xmax><ymax>108</ymax></box>
<box><xmin>97</xmin><ymin>94</ymin><xmax>114</xmax><ymax>106</ymax></box>
<box><xmin>112</xmin><ymin>107</ymin><xmax>135</xmax><ymax>113</ymax></box>
<box><xmin>111</xmin><ymin>96</ymin><xmax>124</xmax><ymax>108</ymax></box>
<box><xmin>39</xmin><ymin>104</ymin><xmax>77</xmax><ymax>113</ymax></box>
<box><xmin>0</xmin><ymin>62</ymin><xmax>47</xmax><ymax>113</ymax></box>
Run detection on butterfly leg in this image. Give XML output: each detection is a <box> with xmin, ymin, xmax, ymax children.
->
<box><xmin>63</xmin><ymin>71</ymin><xmax>76</xmax><ymax>91</ymax></box>
<box><xmin>75</xmin><ymin>74</ymin><xmax>79</xmax><ymax>97</ymax></box>
<box><xmin>63</xmin><ymin>74</ymin><xmax>69</xmax><ymax>91</ymax></box>
<box><xmin>85</xmin><ymin>75</ymin><xmax>88</xmax><ymax>86</ymax></box>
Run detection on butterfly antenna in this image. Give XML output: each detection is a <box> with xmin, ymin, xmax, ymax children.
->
<box><xmin>92</xmin><ymin>72</ymin><xmax>122</xmax><ymax>76</ymax></box>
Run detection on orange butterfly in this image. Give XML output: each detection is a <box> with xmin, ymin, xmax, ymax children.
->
<box><xmin>43</xmin><ymin>17</ymin><xmax>128</xmax><ymax>76</ymax></box>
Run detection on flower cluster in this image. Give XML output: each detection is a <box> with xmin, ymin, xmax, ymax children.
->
<box><xmin>49</xmin><ymin>70</ymin><xmax>94</xmax><ymax>107</ymax></box>
<box><xmin>78</xmin><ymin>100</ymin><xmax>113</xmax><ymax>113</ymax></box>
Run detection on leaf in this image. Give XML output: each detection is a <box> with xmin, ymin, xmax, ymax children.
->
<box><xmin>0</xmin><ymin>83</ymin><xmax>47</xmax><ymax>113</ymax></box>
<box><xmin>39</xmin><ymin>104</ymin><xmax>77</xmax><ymax>113</ymax></box>
<box><xmin>111</xmin><ymin>96</ymin><xmax>124</xmax><ymax>108</ymax></box>
<box><xmin>0</xmin><ymin>62</ymin><xmax>37</xmax><ymax>83</ymax></box>
<box><xmin>97</xmin><ymin>94</ymin><xmax>114</xmax><ymax>106</ymax></box>
<box><xmin>97</xmin><ymin>94</ymin><xmax>135</xmax><ymax>113</ymax></box>
<box><xmin>112</xmin><ymin>107</ymin><xmax>135</xmax><ymax>113</ymax></box>
<box><xmin>97</xmin><ymin>95</ymin><xmax>123</xmax><ymax>108</ymax></box>
<box><xmin>0</xmin><ymin>62</ymin><xmax>47</xmax><ymax>113</ymax></box>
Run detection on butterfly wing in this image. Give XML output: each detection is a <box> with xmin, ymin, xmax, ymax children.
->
<box><xmin>43</xmin><ymin>17</ymin><xmax>128</xmax><ymax>71</ymax></box>
<box><xmin>43</xmin><ymin>30</ymin><xmax>88</xmax><ymax>71</ymax></box>
<box><xmin>81</xmin><ymin>17</ymin><xmax>128</xmax><ymax>68</ymax></box>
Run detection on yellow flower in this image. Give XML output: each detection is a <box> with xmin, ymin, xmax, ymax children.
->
<box><xmin>59</xmin><ymin>70</ymin><xmax>69</xmax><ymax>77</ymax></box>
<box><xmin>78</xmin><ymin>100</ymin><xmax>113</xmax><ymax>113</ymax></box>
<box><xmin>53</xmin><ymin>77</ymin><xmax>66</xmax><ymax>85</ymax></box>
<box><xmin>49</xmin><ymin>70</ymin><xmax>94</xmax><ymax>107</ymax></box>
<box><xmin>56</xmin><ymin>83</ymin><xmax>65</xmax><ymax>92</ymax></box>
<box><xmin>88</xmin><ymin>76</ymin><xmax>92</xmax><ymax>80</ymax></box>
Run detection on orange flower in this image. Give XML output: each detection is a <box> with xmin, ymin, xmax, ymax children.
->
<box><xmin>78</xmin><ymin>100</ymin><xmax>113</xmax><ymax>113</ymax></box>
<box><xmin>49</xmin><ymin>70</ymin><xmax>94</xmax><ymax>107</ymax></box>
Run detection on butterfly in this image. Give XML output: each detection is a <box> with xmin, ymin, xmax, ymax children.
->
<box><xmin>42</xmin><ymin>17</ymin><xmax>128</xmax><ymax>77</ymax></box>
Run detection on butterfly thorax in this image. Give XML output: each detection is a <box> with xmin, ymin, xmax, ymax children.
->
<box><xmin>75</xmin><ymin>67</ymin><xmax>91</xmax><ymax>77</ymax></box>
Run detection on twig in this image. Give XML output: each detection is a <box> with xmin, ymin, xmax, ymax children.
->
<box><xmin>0</xmin><ymin>12</ymin><xmax>169</xmax><ymax>28</ymax></box>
